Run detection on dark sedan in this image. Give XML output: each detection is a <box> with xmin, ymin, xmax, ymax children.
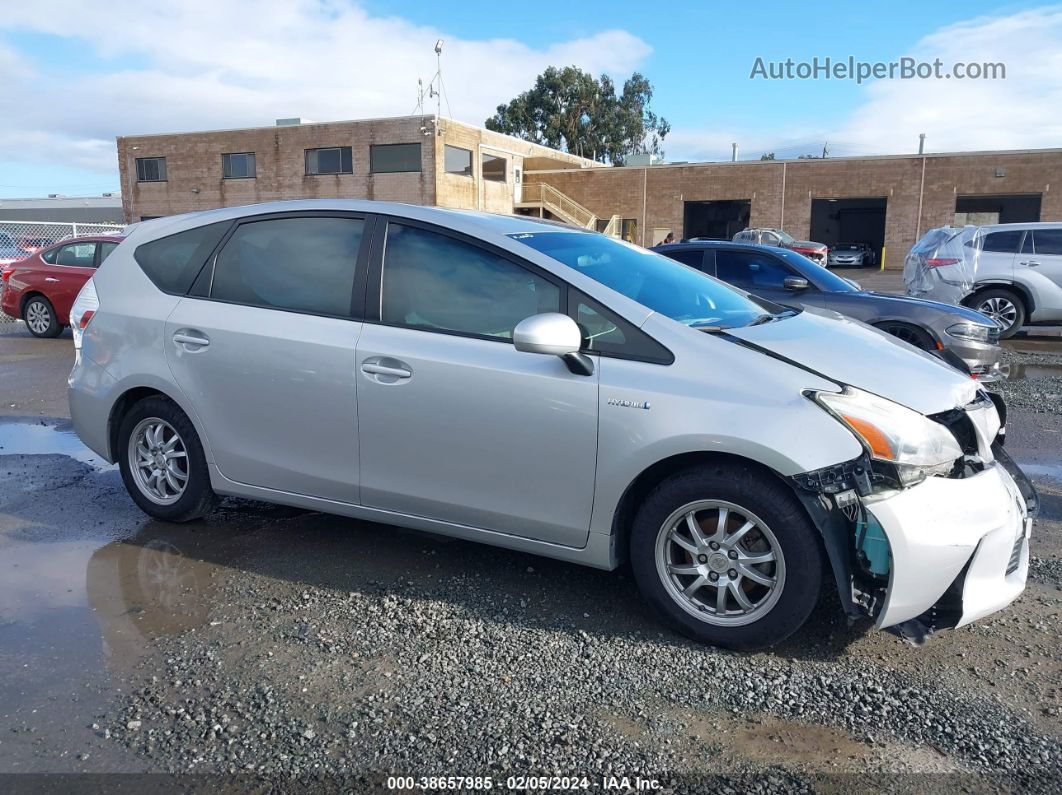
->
<box><xmin>653</xmin><ymin>240</ymin><xmax>1006</xmax><ymax>381</ymax></box>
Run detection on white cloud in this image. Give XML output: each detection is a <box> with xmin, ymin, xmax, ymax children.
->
<box><xmin>668</xmin><ymin>7</ymin><xmax>1062</xmax><ymax>161</ymax></box>
<box><xmin>0</xmin><ymin>0</ymin><xmax>651</xmax><ymax>176</ymax></box>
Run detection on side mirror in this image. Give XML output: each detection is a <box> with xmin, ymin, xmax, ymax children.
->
<box><xmin>513</xmin><ymin>313</ymin><xmax>594</xmax><ymax>376</ymax></box>
<box><xmin>783</xmin><ymin>277</ymin><xmax>809</xmax><ymax>291</ymax></box>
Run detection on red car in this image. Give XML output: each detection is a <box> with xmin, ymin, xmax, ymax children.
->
<box><xmin>1</xmin><ymin>235</ymin><xmax>123</xmax><ymax>337</ymax></box>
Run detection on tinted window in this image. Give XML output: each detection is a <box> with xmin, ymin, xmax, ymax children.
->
<box><xmin>773</xmin><ymin>249</ymin><xmax>856</xmax><ymax>292</ymax></box>
<box><xmin>136</xmin><ymin>157</ymin><xmax>166</xmax><ymax>182</ymax></box>
<box><xmin>482</xmin><ymin>153</ymin><xmax>506</xmax><ymax>183</ymax></box>
<box><xmin>134</xmin><ymin>221</ymin><xmax>230</xmax><ymax>294</ymax></box>
<box><xmin>660</xmin><ymin>248</ymin><xmax>706</xmax><ymax>270</ymax></box>
<box><xmin>444</xmin><ymin>145</ymin><xmax>472</xmax><ymax>176</ymax></box>
<box><xmin>512</xmin><ymin>232</ymin><xmax>765</xmax><ymax>329</ymax></box>
<box><xmin>382</xmin><ymin>224</ymin><xmax>559</xmax><ymax>339</ymax></box>
<box><xmin>370</xmin><ymin>143</ymin><xmax>421</xmax><ymax>173</ymax></box>
<box><xmin>1030</xmin><ymin>229</ymin><xmax>1062</xmax><ymax>255</ymax></box>
<box><xmin>41</xmin><ymin>247</ymin><xmax>58</xmax><ymax>264</ymax></box>
<box><xmin>222</xmin><ymin>152</ymin><xmax>256</xmax><ymax>179</ymax></box>
<box><xmin>99</xmin><ymin>241</ymin><xmax>119</xmax><ymax>263</ymax></box>
<box><xmin>305</xmin><ymin>147</ymin><xmax>353</xmax><ymax>175</ymax></box>
<box><xmin>211</xmin><ymin>217</ymin><xmax>363</xmax><ymax>316</ymax></box>
<box><xmin>981</xmin><ymin>230</ymin><xmax>1023</xmax><ymax>253</ymax></box>
<box><xmin>715</xmin><ymin>250</ymin><xmax>793</xmax><ymax>289</ymax></box>
<box><xmin>572</xmin><ymin>292</ymin><xmax>672</xmax><ymax>363</ymax></box>
<box><xmin>55</xmin><ymin>242</ymin><xmax>97</xmax><ymax>267</ymax></box>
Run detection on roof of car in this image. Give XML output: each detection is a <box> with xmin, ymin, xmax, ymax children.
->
<box><xmin>126</xmin><ymin>200</ymin><xmax>581</xmax><ymax>243</ymax></box>
<box><xmin>47</xmin><ymin>234</ymin><xmax>125</xmax><ymax>246</ymax></box>
<box><xmin>654</xmin><ymin>240</ymin><xmax>768</xmax><ymax>251</ymax></box>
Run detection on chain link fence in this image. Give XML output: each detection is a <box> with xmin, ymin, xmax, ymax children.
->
<box><xmin>0</xmin><ymin>220</ymin><xmax>125</xmax><ymax>323</ymax></box>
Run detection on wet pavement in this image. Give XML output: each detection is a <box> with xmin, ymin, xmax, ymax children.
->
<box><xmin>1</xmin><ymin>322</ymin><xmax>1061</xmax><ymax>787</ymax></box>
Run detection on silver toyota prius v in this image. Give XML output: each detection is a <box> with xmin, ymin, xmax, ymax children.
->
<box><xmin>67</xmin><ymin>201</ymin><xmax>1036</xmax><ymax>650</ymax></box>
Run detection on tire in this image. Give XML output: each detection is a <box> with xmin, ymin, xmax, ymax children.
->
<box><xmin>874</xmin><ymin>322</ymin><xmax>935</xmax><ymax>351</ymax></box>
<box><xmin>629</xmin><ymin>464</ymin><xmax>823</xmax><ymax>651</ymax></box>
<box><xmin>968</xmin><ymin>288</ymin><xmax>1025</xmax><ymax>339</ymax></box>
<box><xmin>117</xmin><ymin>396</ymin><xmax>219</xmax><ymax>522</ymax></box>
<box><xmin>23</xmin><ymin>295</ymin><xmax>62</xmax><ymax>338</ymax></box>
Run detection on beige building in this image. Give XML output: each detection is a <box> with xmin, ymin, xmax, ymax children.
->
<box><xmin>118</xmin><ymin>116</ymin><xmax>1062</xmax><ymax>267</ymax></box>
<box><xmin>117</xmin><ymin>115</ymin><xmax>603</xmax><ymax>223</ymax></box>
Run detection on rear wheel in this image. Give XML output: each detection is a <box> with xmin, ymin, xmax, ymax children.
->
<box><xmin>875</xmin><ymin>322</ymin><xmax>935</xmax><ymax>351</ymax></box>
<box><xmin>117</xmin><ymin>397</ymin><xmax>219</xmax><ymax>522</ymax></box>
<box><xmin>629</xmin><ymin>464</ymin><xmax>823</xmax><ymax>650</ymax></box>
<box><xmin>23</xmin><ymin>296</ymin><xmax>61</xmax><ymax>338</ymax></box>
<box><xmin>968</xmin><ymin>288</ymin><xmax>1025</xmax><ymax>339</ymax></box>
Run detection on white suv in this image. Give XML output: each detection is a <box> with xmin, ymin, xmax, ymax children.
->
<box><xmin>905</xmin><ymin>222</ymin><xmax>1062</xmax><ymax>338</ymax></box>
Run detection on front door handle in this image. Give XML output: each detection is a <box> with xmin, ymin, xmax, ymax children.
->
<box><xmin>173</xmin><ymin>331</ymin><xmax>210</xmax><ymax>349</ymax></box>
<box><xmin>1021</xmin><ymin>260</ymin><xmax>1041</xmax><ymax>267</ymax></box>
<box><xmin>362</xmin><ymin>362</ymin><xmax>412</xmax><ymax>379</ymax></box>
<box><xmin>361</xmin><ymin>357</ymin><xmax>412</xmax><ymax>383</ymax></box>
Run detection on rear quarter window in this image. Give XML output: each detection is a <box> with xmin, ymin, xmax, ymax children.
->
<box><xmin>133</xmin><ymin>222</ymin><xmax>231</xmax><ymax>294</ymax></box>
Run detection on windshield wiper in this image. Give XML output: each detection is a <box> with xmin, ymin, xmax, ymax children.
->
<box><xmin>747</xmin><ymin>313</ymin><xmax>776</xmax><ymax>326</ymax></box>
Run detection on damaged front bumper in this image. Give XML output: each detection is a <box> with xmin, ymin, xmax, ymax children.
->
<box><xmin>866</xmin><ymin>454</ymin><xmax>1031</xmax><ymax>634</ymax></box>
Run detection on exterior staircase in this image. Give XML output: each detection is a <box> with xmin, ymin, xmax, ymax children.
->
<box><xmin>516</xmin><ymin>183</ymin><xmax>622</xmax><ymax>237</ymax></box>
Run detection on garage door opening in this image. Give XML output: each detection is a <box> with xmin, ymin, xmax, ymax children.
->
<box><xmin>810</xmin><ymin>197</ymin><xmax>887</xmax><ymax>262</ymax></box>
<box><xmin>683</xmin><ymin>200</ymin><xmax>751</xmax><ymax>240</ymax></box>
<box><xmin>955</xmin><ymin>194</ymin><xmax>1041</xmax><ymax>225</ymax></box>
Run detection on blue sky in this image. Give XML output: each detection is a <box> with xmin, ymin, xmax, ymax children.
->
<box><xmin>1</xmin><ymin>0</ymin><xmax>1060</xmax><ymax>198</ymax></box>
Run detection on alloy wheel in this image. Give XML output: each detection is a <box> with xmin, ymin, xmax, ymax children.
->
<box><xmin>25</xmin><ymin>300</ymin><xmax>51</xmax><ymax>334</ymax></box>
<box><xmin>978</xmin><ymin>296</ymin><xmax>1018</xmax><ymax>329</ymax></box>
<box><xmin>128</xmin><ymin>418</ymin><xmax>189</xmax><ymax>505</ymax></box>
<box><xmin>654</xmin><ymin>500</ymin><xmax>785</xmax><ymax>627</ymax></box>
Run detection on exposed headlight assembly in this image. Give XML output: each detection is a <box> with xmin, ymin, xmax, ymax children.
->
<box><xmin>815</xmin><ymin>387</ymin><xmax>963</xmax><ymax>487</ymax></box>
<box><xmin>946</xmin><ymin>322</ymin><xmax>998</xmax><ymax>343</ymax></box>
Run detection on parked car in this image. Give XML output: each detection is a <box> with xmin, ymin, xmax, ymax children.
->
<box><xmin>69</xmin><ymin>200</ymin><xmax>1033</xmax><ymax>651</ymax></box>
<box><xmin>0</xmin><ymin>235</ymin><xmax>123</xmax><ymax>337</ymax></box>
<box><xmin>828</xmin><ymin>242</ymin><xmax>877</xmax><ymax>268</ymax></box>
<box><xmin>733</xmin><ymin>227</ymin><xmax>829</xmax><ymax>265</ymax></box>
<box><xmin>654</xmin><ymin>241</ymin><xmax>1005</xmax><ymax>381</ymax></box>
<box><xmin>0</xmin><ymin>231</ymin><xmax>26</xmax><ymax>265</ymax></box>
<box><xmin>904</xmin><ymin>222</ymin><xmax>1062</xmax><ymax>338</ymax></box>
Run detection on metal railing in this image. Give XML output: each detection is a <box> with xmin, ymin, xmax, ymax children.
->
<box><xmin>600</xmin><ymin>215</ymin><xmax>623</xmax><ymax>238</ymax></box>
<box><xmin>520</xmin><ymin>183</ymin><xmax>597</xmax><ymax>229</ymax></box>
<box><xmin>0</xmin><ymin>220</ymin><xmax>124</xmax><ymax>323</ymax></box>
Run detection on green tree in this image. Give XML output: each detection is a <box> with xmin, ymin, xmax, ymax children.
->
<box><xmin>485</xmin><ymin>66</ymin><xmax>670</xmax><ymax>165</ymax></box>
<box><xmin>760</xmin><ymin>152</ymin><xmax>776</xmax><ymax>160</ymax></box>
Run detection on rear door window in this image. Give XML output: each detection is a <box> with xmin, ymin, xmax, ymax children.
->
<box><xmin>98</xmin><ymin>241</ymin><xmax>119</xmax><ymax>264</ymax></box>
<box><xmin>981</xmin><ymin>230</ymin><xmax>1024</xmax><ymax>253</ymax></box>
<box><xmin>55</xmin><ymin>242</ymin><xmax>98</xmax><ymax>268</ymax></box>
<box><xmin>135</xmin><ymin>221</ymin><xmax>231</xmax><ymax>294</ymax></box>
<box><xmin>210</xmin><ymin>216</ymin><xmax>365</xmax><ymax>317</ymax></box>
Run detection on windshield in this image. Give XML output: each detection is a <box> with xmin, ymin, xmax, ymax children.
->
<box><xmin>774</xmin><ymin>230</ymin><xmax>795</xmax><ymax>245</ymax></box>
<box><xmin>510</xmin><ymin>232</ymin><xmax>769</xmax><ymax>329</ymax></box>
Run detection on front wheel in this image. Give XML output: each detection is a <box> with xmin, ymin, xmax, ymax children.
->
<box><xmin>117</xmin><ymin>396</ymin><xmax>219</xmax><ymax>522</ymax></box>
<box><xmin>630</xmin><ymin>465</ymin><xmax>823</xmax><ymax>650</ymax></box>
<box><xmin>875</xmin><ymin>322</ymin><xmax>935</xmax><ymax>351</ymax></box>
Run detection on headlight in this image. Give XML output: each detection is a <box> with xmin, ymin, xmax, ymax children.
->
<box><xmin>815</xmin><ymin>388</ymin><xmax>962</xmax><ymax>486</ymax></box>
<box><xmin>946</xmin><ymin>322</ymin><xmax>998</xmax><ymax>343</ymax></box>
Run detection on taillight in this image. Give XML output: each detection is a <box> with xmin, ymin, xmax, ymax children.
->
<box><xmin>1</xmin><ymin>268</ymin><xmax>11</xmax><ymax>281</ymax></box>
<box><xmin>925</xmin><ymin>258</ymin><xmax>960</xmax><ymax>268</ymax></box>
<box><xmin>70</xmin><ymin>278</ymin><xmax>99</xmax><ymax>353</ymax></box>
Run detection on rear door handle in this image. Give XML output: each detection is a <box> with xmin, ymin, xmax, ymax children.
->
<box><xmin>1021</xmin><ymin>260</ymin><xmax>1041</xmax><ymax>267</ymax></box>
<box><xmin>173</xmin><ymin>331</ymin><xmax>210</xmax><ymax>348</ymax></box>
<box><xmin>44</xmin><ymin>277</ymin><xmax>60</xmax><ymax>283</ymax></box>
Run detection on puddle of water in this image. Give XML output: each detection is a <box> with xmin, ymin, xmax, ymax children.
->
<box><xmin>0</xmin><ymin>421</ymin><xmax>111</xmax><ymax>468</ymax></box>
<box><xmin>1006</xmin><ymin>362</ymin><xmax>1062</xmax><ymax>381</ymax></box>
<box><xmin>1018</xmin><ymin>462</ymin><xmax>1062</xmax><ymax>482</ymax></box>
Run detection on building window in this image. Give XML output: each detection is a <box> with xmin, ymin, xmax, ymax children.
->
<box><xmin>222</xmin><ymin>152</ymin><xmax>256</xmax><ymax>179</ymax></box>
<box><xmin>136</xmin><ymin>157</ymin><xmax>167</xmax><ymax>182</ymax></box>
<box><xmin>444</xmin><ymin>145</ymin><xmax>473</xmax><ymax>177</ymax></box>
<box><xmin>305</xmin><ymin>147</ymin><xmax>353</xmax><ymax>175</ymax></box>
<box><xmin>481</xmin><ymin>153</ymin><xmax>507</xmax><ymax>183</ymax></box>
<box><xmin>370</xmin><ymin>143</ymin><xmax>421</xmax><ymax>173</ymax></box>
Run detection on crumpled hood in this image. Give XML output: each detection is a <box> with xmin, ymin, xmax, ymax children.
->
<box><xmin>789</xmin><ymin>240</ymin><xmax>827</xmax><ymax>251</ymax></box>
<box><xmin>726</xmin><ymin>308</ymin><xmax>979</xmax><ymax>415</ymax></box>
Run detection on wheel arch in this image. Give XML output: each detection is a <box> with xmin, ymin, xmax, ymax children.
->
<box><xmin>612</xmin><ymin>452</ymin><xmax>825</xmax><ymax>554</ymax></box>
<box><xmin>870</xmin><ymin>318</ymin><xmax>940</xmax><ymax>348</ymax></box>
<box><xmin>106</xmin><ymin>385</ymin><xmax>212</xmax><ymax>466</ymax></box>
<box><xmin>963</xmin><ymin>281</ymin><xmax>1034</xmax><ymax>316</ymax></box>
<box><xmin>19</xmin><ymin>290</ymin><xmax>48</xmax><ymax>315</ymax></box>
